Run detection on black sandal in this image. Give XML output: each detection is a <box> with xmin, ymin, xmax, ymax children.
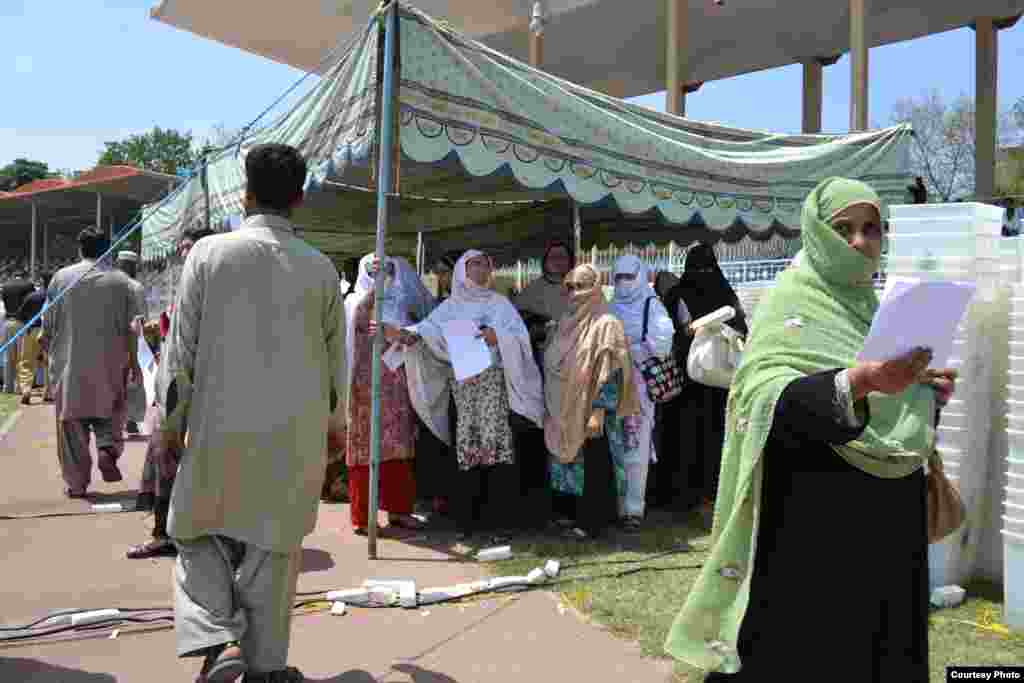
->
<box><xmin>126</xmin><ymin>538</ymin><xmax>177</xmax><ymax>559</ymax></box>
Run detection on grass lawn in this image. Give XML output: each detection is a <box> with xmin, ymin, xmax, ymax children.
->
<box><xmin>0</xmin><ymin>394</ymin><xmax>20</xmax><ymax>426</ymax></box>
<box><xmin>487</xmin><ymin>510</ymin><xmax>1024</xmax><ymax>683</ymax></box>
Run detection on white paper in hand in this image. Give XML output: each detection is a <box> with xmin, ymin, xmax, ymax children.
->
<box><xmin>382</xmin><ymin>343</ymin><xmax>405</xmax><ymax>371</ymax></box>
<box><xmin>443</xmin><ymin>319</ymin><xmax>492</xmax><ymax>382</ymax></box>
<box><xmin>137</xmin><ymin>328</ymin><xmax>157</xmax><ymax>408</ymax></box>
<box><xmin>857</xmin><ymin>277</ymin><xmax>975</xmax><ymax>368</ymax></box>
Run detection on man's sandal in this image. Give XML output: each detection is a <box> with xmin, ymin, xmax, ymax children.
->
<box><xmin>126</xmin><ymin>538</ymin><xmax>177</xmax><ymax>559</ymax></box>
<box><xmin>200</xmin><ymin>642</ymin><xmax>247</xmax><ymax>683</ymax></box>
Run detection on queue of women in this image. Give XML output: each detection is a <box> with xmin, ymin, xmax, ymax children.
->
<box><xmin>323</xmin><ymin>176</ymin><xmax>961</xmax><ymax>680</ymax></box>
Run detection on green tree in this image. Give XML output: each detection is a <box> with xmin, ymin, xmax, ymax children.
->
<box><xmin>0</xmin><ymin>158</ymin><xmax>52</xmax><ymax>191</ymax></box>
<box><xmin>98</xmin><ymin>127</ymin><xmax>196</xmax><ymax>175</ymax></box>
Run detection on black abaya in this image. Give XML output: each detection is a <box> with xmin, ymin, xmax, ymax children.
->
<box><xmin>707</xmin><ymin>370</ymin><xmax>929</xmax><ymax>682</ymax></box>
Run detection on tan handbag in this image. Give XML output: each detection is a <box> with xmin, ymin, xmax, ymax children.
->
<box><xmin>927</xmin><ymin>449</ymin><xmax>966</xmax><ymax>544</ymax></box>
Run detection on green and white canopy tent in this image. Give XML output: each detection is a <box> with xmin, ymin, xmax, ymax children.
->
<box><xmin>141</xmin><ymin>2</ymin><xmax>912</xmax><ymax>269</ymax></box>
<box><xmin>139</xmin><ymin>0</ymin><xmax>914</xmax><ymax>559</ymax></box>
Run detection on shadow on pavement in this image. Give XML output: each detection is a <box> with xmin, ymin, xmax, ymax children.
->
<box><xmin>0</xmin><ymin>657</ymin><xmax>117</xmax><ymax>682</ymax></box>
<box><xmin>301</xmin><ymin>547</ymin><xmax>336</xmax><ymax>573</ymax></box>
<box><xmin>309</xmin><ymin>664</ymin><xmax>460</xmax><ymax>682</ymax></box>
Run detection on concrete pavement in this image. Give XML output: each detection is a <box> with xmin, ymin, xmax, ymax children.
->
<box><xmin>0</xmin><ymin>399</ymin><xmax>675</xmax><ymax>682</ymax></box>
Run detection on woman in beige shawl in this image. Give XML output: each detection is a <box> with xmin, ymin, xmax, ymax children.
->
<box><xmin>544</xmin><ymin>264</ymin><xmax>640</xmax><ymax>538</ymax></box>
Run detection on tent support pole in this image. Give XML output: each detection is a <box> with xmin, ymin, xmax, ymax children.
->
<box><xmin>368</xmin><ymin>0</ymin><xmax>400</xmax><ymax>560</ymax></box>
<box><xmin>201</xmin><ymin>153</ymin><xmax>211</xmax><ymax>233</ymax></box>
<box><xmin>572</xmin><ymin>201</ymin><xmax>582</xmax><ymax>259</ymax></box>
<box><xmin>30</xmin><ymin>202</ymin><xmax>37</xmax><ymax>281</ymax></box>
<box><xmin>416</xmin><ymin>231</ymin><xmax>424</xmax><ymax>275</ymax></box>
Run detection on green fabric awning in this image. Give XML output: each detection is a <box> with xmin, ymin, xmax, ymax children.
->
<box><xmin>141</xmin><ymin>3</ymin><xmax>912</xmax><ymax>267</ymax></box>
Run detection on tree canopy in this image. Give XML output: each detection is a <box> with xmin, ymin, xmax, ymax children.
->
<box><xmin>97</xmin><ymin>126</ymin><xmax>195</xmax><ymax>175</ymax></box>
<box><xmin>0</xmin><ymin>158</ymin><xmax>52</xmax><ymax>191</ymax></box>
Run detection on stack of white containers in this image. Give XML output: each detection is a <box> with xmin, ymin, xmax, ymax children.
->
<box><xmin>887</xmin><ymin>203</ymin><xmax>1010</xmax><ymax>597</ymax></box>
<box><xmin>1002</xmin><ymin>235</ymin><xmax>1024</xmax><ymax>628</ymax></box>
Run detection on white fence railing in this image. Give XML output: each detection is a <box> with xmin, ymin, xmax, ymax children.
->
<box><xmin>497</xmin><ymin>257</ymin><xmax>798</xmax><ymax>289</ymax></box>
<box><xmin>496</xmin><ymin>238</ymin><xmax>802</xmax><ymax>287</ymax></box>
<box><xmin>497</xmin><ymin>256</ymin><xmax>891</xmax><ymax>291</ymax></box>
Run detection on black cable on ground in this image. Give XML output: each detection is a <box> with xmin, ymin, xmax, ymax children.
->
<box><xmin>0</xmin><ymin>616</ymin><xmax>175</xmax><ymax>643</ymax></box>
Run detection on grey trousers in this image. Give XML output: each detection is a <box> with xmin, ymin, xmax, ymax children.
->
<box><xmin>173</xmin><ymin>535</ymin><xmax>300</xmax><ymax>673</ymax></box>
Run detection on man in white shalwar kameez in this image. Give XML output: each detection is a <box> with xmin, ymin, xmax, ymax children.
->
<box><xmin>155</xmin><ymin>144</ymin><xmax>346</xmax><ymax>683</ymax></box>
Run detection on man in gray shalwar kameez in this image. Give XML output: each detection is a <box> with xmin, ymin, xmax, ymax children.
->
<box><xmin>43</xmin><ymin>228</ymin><xmax>141</xmax><ymax>496</ymax></box>
<box><xmin>155</xmin><ymin>144</ymin><xmax>346</xmax><ymax>683</ymax></box>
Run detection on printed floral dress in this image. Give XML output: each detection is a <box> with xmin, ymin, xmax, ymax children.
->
<box><xmin>549</xmin><ymin>373</ymin><xmax>636</xmax><ymax>497</ymax></box>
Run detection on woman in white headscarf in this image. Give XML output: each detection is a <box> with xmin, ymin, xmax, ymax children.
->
<box><xmin>608</xmin><ymin>254</ymin><xmax>675</xmax><ymax>531</ymax></box>
<box><xmin>388</xmin><ymin>250</ymin><xmax>545</xmax><ymax>540</ymax></box>
<box><xmin>333</xmin><ymin>253</ymin><xmax>434</xmax><ymax>535</ymax></box>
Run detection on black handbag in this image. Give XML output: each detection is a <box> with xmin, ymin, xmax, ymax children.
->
<box><xmin>638</xmin><ymin>297</ymin><xmax>685</xmax><ymax>403</ymax></box>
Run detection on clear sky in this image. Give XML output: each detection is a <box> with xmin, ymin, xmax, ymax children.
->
<box><xmin>2</xmin><ymin>0</ymin><xmax>1023</xmax><ymax>173</ymax></box>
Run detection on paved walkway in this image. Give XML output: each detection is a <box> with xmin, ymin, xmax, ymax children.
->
<box><xmin>0</xmin><ymin>399</ymin><xmax>675</xmax><ymax>682</ymax></box>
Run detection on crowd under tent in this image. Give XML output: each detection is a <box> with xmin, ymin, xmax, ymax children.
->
<box><xmin>140</xmin><ymin>2</ymin><xmax>913</xmax><ymax>276</ymax></box>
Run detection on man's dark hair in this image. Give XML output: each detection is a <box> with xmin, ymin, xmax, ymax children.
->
<box><xmin>38</xmin><ymin>271</ymin><xmax>53</xmax><ymax>289</ymax></box>
<box><xmin>245</xmin><ymin>144</ymin><xmax>307</xmax><ymax>212</ymax></box>
<box><xmin>182</xmin><ymin>226</ymin><xmax>216</xmax><ymax>243</ymax></box>
<box><xmin>77</xmin><ymin>227</ymin><xmax>110</xmax><ymax>260</ymax></box>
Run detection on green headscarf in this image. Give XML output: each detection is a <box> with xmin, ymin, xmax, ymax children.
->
<box><xmin>663</xmin><ymin>177</ymin><xmax>935</xmax><ymax>674</ymax></box>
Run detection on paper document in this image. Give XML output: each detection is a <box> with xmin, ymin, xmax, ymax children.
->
<box><xmin>136</xmin><ymin>328</ymin><xmax>157</xmax><ymax>408</ymax></box>
<box><xmin>857</xmin><ymin>277</ymin><xmax>976</xmax><ymax>368</ymax></box>
<box><xmin>443</xmin><ymin>319</ymin><xmax>492</xmax><ymax>382</ymax></box>
<box><xmin>382</xmin><ymin>343</ymin><xmax>405</xmax><ymax>371</ymax></box>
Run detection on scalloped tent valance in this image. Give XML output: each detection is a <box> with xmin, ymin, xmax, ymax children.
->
<box><xmin>141</xmin><ymin>2</ymin><xmax>912</xmax><ymax>267</ymax></box>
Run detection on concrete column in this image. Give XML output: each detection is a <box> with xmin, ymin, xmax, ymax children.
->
<box><xmin>802</xmin><ymin>60</ymin><xmax>823</xmax><ymax>134</ymax></box>
<box><xmin>665</xmin><ymin>0</ymin><xmax>688</xmax><ymax>116</ymax></box>
<box><xmin>849</xmin><ymin>0</ymin><xmax>869</xmax><ymax>131</ymax></box>
<box><xmin>43</xmin><ymin>223</ymin><xmax>48</xmax><ymax>269</ymax></box>
<box><xmin>30</xmin><ymin>202</ymin><xmax>37</xmax><ymax>281</ymax></box>
<box><xmin>975</xmin><ymin>17</ymin><xmax>998</xmax><ymax>203</ymax></box>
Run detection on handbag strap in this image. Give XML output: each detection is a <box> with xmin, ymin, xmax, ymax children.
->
<box><xmin>642</xmin><ymin>297</ymin><xmax>653</xmax><ymax>342</ymax></box>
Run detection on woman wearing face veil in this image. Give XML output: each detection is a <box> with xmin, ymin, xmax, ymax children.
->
<box><xmin>608</xmin><ymin>255</ymin><xmax>675</xmax><ymax>530</ymax></box>
<box><xmin>652</xmin><ymin>244</ymin><xmax>748</xmax><ymax>512</ymax></box>
<box><xmin>545</xmin><ymin>264</ymin><xmax>640</xmax><ymax>538</ymax></box>
<box><xmin>664</xmin><ymin>178</ymin><xmax>957</xmax><ymax>681</ymax></box>
<box><xmin>391</xmin><ymin>250</ymin><xmax>545</xmax><ymax>539</ymax></box>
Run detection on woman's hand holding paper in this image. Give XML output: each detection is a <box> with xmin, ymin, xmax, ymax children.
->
<box><xmin>849</xmin><ymin>347</ymin><xmax>934</xmax><ymax>399</ymax></box>
<box><xmin>923</xmin><ymin>368</ymin><xmax>957</xmax><ymax>406</ymax></box>
<box><xmin>476</xmin><ymin>326</ymin><xmax>498</xmax><ymax>348</ymax></box>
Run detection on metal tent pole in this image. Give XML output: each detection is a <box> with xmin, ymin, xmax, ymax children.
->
<box><xmin>573</xmin><ymin>201</ymin><xmax>582</xmax><ymax>259</ymax></box>
<box><xmin>30</xmin><ymin>203</ymin><xmax>37</xmax><ymax>281</ymax></box>
<box><xmin>201</xmin><ymin>152</ymin><xmax>211</xmax><ymax>232</ymax></box>
<box><xmin>367</xmin><ymin>0</ymin><xmax>400</xmax><ymax>559</ymax></box>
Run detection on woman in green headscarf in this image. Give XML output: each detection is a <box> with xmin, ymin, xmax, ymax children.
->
<box><xmin>664</xmin><ymin>178</ymin><xmax>956</xmax><ymax>681</ymax></box>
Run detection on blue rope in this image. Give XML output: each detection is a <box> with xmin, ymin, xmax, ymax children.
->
<box><xmin>1</xmin><ymin>12</ymin><xmax>378</xmax><ymax>357</ymax></box>
<box><xmin>0</xmin><ymin>180</ymin><xmax>189</xmax><ymax>357</ymax></box>
<box><xmin>204</xmin><ymin>19</ymin><xmax>373</xmax><ymax>160</ymax></box>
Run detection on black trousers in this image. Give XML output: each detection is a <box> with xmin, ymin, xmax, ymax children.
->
<box><xmin>551</xmin><ymin>434</ymin><xmax>617</xmax><ymax>537</ymax></box>
<box><xmin>451</xmin><ymin>461</ymin><xmax>521</xmax><ymax>535</ymax></box>
<box><xmin>509</xmin><ymin>413</ymin><xmax>551</xmax><ymax>530</ymax></box>
<box><xmin>153</xmin><ymin>496</ymin><xmax>170</xmax><ymax>539</ymax></box>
